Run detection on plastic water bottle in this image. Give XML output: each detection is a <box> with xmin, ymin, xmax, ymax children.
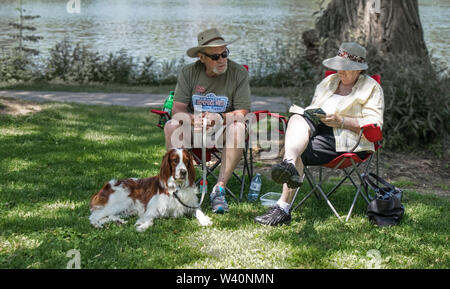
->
<box><xmin>248</xmin><ymin>173</ymin><xmax>262</xmax><ymax>202</ymax></box>
<box><xmin>158</xmin><ymin>91</ymin><xmax>174</xmax><ymax>128</ymax></box>
<box><xmin>199</xmin><ymin>179</ymin><xmax>208</xmax><ymax>195</ymax></box>
<box><xmin>163</xmin><ymin>91</ymin><xmax>174</xmax><ymax>117</ymax></box>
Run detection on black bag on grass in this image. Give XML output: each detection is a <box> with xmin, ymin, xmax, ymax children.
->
<box><xmin>364</xmin><ymin>173</ymin><xmax>405</xmax><ymax>227</ymax></box>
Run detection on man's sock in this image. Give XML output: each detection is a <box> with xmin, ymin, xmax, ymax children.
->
<box><xmin>276</xmin><ymin>200</ymin><xmax>291</xmax><ymax>214</ymax></box>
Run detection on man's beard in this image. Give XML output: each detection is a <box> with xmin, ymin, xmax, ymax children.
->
<box><xmin>212</xmin><ymin>64</ymin><xmax>227</xmax><ymax>75</ymax></box>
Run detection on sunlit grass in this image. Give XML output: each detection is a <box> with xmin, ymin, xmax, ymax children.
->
<box><xmin>0</xmin><ymin>101</ymin><xmax>449</xmax><ymax>269</ymax></box>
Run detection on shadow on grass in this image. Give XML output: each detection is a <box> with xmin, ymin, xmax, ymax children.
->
<box><xmin>1</xmin><ymin>102</ymin><xmax>449</xmax><ymax>268</ymax></box>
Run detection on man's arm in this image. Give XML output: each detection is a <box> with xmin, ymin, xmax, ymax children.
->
<box><xmin>221</xmin><ymin>109</ymin><xmax>249</xmax><ymax>124</ymax></box>
<box><xmin>172</xmin><ymin>101</ymin><xmax>189</xmax><ymax>115</ymax></box>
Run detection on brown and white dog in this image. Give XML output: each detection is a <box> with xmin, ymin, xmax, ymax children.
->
<box><xmin>89</xmin><ymin>148</ymin><xmax>212</xmax><ymax>232</ymax></box>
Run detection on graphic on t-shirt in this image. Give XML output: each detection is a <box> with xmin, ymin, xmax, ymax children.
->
<box><xmin>192</xmin><ymin>93</ymin><xmax>228</xmax><ymax>112</ymax></box>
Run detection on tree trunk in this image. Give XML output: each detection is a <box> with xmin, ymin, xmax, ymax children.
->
<box><xmin>305</xmin><ymin>0</ymin><xmax>432</xmax><ymax>71</ymax></box>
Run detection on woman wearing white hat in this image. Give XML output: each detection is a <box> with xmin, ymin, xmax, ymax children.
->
<box><xmin>255</xmin><ymin>42</ymin><xmax>384</xmax><ymax>226</ymax></box>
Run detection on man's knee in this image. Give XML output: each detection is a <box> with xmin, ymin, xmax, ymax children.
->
<box><xmin>164</xmin><ymin>119</ymin><xmax>181</xmax><ymax>136</ymax></box>
<box><xmin>225</xmin><ymin>121</ymin><xmax>246</xmax><ymax>148</ymax></box>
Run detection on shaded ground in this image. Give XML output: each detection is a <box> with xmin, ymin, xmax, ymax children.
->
<box><xmin>1</xmin><ymin>97</ymin><xmax>448</xmax><ymax>269</ymax></box>
<box><xmin>0</xmin><ymin>97</ymin><xmax>43</xmax><ymax>116</ymax></box>
<box><xmin>252</xmin><ymin>140</ymin><xmax>450</xmax><ymax>198</ymax></box>
<box><xmin>1</xmin><ymin>97</ymin><xmax>448</xmax><ymax>197</ymax></box>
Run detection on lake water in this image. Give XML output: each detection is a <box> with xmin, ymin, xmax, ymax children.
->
<box><xmin>0</xmin><ymin>0</ymin><xmax>449</xmax><ymax>67</ymax></box>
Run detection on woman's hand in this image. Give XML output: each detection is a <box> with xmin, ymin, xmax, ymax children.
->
<box><xmin>321</xmin><ymin>114</ymin><xmax>362</xmax><ymax>134</ymax></box>
<box><xmin>321</xmin><ymin>114</ymin><xmax>343</xmax><ymax>128</ymax></box>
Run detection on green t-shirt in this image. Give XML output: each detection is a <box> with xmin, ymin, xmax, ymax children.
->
<box><xmin>174</xmin><ymin>59</ymin><xmax>251</xmax><ymax>113</ymax></box>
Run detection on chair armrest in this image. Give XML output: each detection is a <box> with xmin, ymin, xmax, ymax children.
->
<box><xmin>252</xmin><ymin>110</ymin><xmax>270</xmax><ymax>121</ymax></box>
<box><xmin>361</xmin><ymin>124</ymin><xmax>383</xmax><ymax>143</ymax></box>
<box><xmin>150</xmin><ymin>109</ymin><xmax>170</xmax><ymax>117</ymax></box>
<box><xmin>248</xmin><ymin>111</ymin><xmax>287</xmax><ymax>135</ymax></box>
<box><xmin>349</xmin><ymin>124</ymin><xmax>383</xmax><ymax>152</ymax></box>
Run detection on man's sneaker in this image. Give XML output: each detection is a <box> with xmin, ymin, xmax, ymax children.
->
<box><xmin>210</xmin><ymin>185</ymin><xmax>229</xmax><ymax>214</ymax></box>
<box><xmin>254</xmin><ymin>205</ymin><xmax>291</xmax><ymax>226</ymax></box>
<box><xmin>271</xmin><ymin>160</ymin><xmax>303</xmax><ymax>188</ymax></box>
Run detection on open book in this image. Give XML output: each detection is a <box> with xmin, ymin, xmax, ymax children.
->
<box><xmin>289</xmin><ymin>104</ymin><xmax>326</xmax><ymax>127</ymax></box>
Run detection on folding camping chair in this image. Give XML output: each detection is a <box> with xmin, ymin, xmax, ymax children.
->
<box><xmin>150</xmin><ymin>108</ymin><xmax>287</xmax><ymax>202</ymax></box>
<box><xmin>290</xmin><ymin>71</ymin><xmax>383</xmax><ymax>221</ymax></box>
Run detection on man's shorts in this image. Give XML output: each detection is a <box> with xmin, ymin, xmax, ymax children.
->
<box><xmin>289</xmin><ymin>114</ymin><xmax>369</xmax><ymax>166</ymax></box>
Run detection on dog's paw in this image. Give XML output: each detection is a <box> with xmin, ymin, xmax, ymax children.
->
<box><xmin>135</xmin><ymin>221</ymin><xmax>153</xmax><ymax>232</ymax></box>
<box><xmin>198</xmin><ymin>215</ymin><xmax>213</xmax><ymax>226</ymax></box>
<box><xmin>91</xmin><ymin>222</ymin><xmax>103</xmax><ymax>229</ymax></box>
<box><xmin>115</xmin><ymin>218</ymin><xmax>127</xmax><ymax>225</ymax></box>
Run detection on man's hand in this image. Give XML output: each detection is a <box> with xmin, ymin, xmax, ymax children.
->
<box><xmin>193</xmin><ymin>112</ymin><xmax>223</xmax><ymax>132</ymax></box>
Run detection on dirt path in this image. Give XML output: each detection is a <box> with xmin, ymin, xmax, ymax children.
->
<box><xmin>0</xmin><ymin>90</ymin><xmax>292</xmax><ymax>113</ymax></box>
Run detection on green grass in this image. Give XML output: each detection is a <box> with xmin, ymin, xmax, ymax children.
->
<box><xmin>1</xmin><ymin>101</ymin><xmax>449</xmax><ymax>269</ymax></box>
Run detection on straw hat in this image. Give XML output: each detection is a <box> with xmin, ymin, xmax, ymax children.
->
<box><xmin>187</xmin><ymin>28</ymin><xmax>238</xmax><ymax>58</ymax></box>
<box><xmin>322</xmin><ymin>42</ymin><xmax>368</xmax><ymax>71</ymax></box>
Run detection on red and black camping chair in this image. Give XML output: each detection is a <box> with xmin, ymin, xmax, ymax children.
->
<box><xmin>290</xmin><ymin>71</ymin><xmax>383</xmax><ymax>221</ymax></box>
<box><xmin>151</xmin><ymin>65</ymin><xmax>288</xmax><ymax>202</ymax></box>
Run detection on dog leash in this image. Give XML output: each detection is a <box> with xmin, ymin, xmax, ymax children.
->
<box><xmin>173</xmin><ymin>189</ymin><xmax>201</xmax><ymax>209</ymax></box>
<box><xmin>173</xmin><ymin>117</ymin><xmax>209</xmax><ymax>210</ymax></box>
<box><xmin>199</xmin><ymin>117</ymin><xmax>207</xmax><ymax>207</ymax></box>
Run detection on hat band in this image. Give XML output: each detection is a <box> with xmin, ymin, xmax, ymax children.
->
<box><xmin>337</xmin><ymin>49</ymin><xmax>365</xmax><ymax>64</ymax></box>
<box><xmin>202</xmin><ymin>37</ymin><xmax>225</xmax><ymax>46</ymax></box>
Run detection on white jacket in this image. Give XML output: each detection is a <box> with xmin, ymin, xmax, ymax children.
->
<box><xmin>289</xmin><ymin>73</ymin><xmax>384</xmax><ymax>152</ymax></box>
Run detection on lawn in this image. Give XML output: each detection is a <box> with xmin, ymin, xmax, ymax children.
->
<box><xmin>0</xmin><ymin>100</ymin><xmax>449</xmax><ymax>269</ymax></box>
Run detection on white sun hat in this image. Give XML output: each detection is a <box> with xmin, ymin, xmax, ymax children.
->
<box><xmin>322</xmin><ymin>42</ymin><xmax>369</xmax><ymax>71</ymax></box>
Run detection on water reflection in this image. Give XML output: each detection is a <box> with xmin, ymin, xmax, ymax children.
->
<box><xmin>0</xmin><ymin>0</ymin><xmax>448</xmax><ymax>67</ymax></box>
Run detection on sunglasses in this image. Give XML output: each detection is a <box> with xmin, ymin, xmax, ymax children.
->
<box><xmin>200</xmin><ymin>48</ymin><xmax>230</xmax><ymax>61</ymax></box>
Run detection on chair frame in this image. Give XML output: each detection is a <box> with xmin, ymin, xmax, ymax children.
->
<box><xmin>291</xmin><ymin>125</ymin><xmax>382</xmax><ymax>221</ymax></box>
<box><xmin>150</xmin><ymin>109</ymin><xmax>287</xmax><ymax>202</ymax></box>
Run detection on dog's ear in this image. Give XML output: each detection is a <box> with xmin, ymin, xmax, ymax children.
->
<box><xmin>184</xmin><ymin>150</ymin><xmax>196</xmax><ymax>187</ymax></box>
<box><xmin>159</xmin><ymin>150</ymin><xmax>172</xmax><ymax>186</ymax></box>
<box><xmin>90</xmin><ymin>182</ymin><xmax>113</xmax><ymax>208</ymax></box>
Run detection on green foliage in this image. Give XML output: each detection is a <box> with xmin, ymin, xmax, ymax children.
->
<box><xmin>43</xmin><ymin>39</ymin><xmax>183</xmax><ymax>85</ymax></box>
<box><xmin>46</xmin><ymin>40</ymin><xmax>103</xmax><ymax>83</ymax></box>
<box><xmin>367</xmin><ymin>52</ymin><xmax>450</xmax><ymax>150</ymax></box>
<box><xmin>248</xmin><ymin>39</ymin><xmax>317</xmax><ymax>89</ymax></box>
<box><xmin>0</xmin><ymin>50</ymin><xmax>38</xmax><ymax>83</ymax></box>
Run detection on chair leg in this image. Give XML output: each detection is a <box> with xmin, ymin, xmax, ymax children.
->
<box><xmin>317</xmin><ymin>185</ymin><xmax>343</xmax><ymax>221</ymax></box>
<box><xmin>346</xmin><ymin>187</ymin><xmax>361</xmax><ymax>222</ymax></box>
<box><xmin>291</xmin><ymin>167</ymin><xmax>343</xmax><ymax>222</ymax></box>
<box><xmin>239</xmin><ymin>146</ymin><xmax>250</xmax><ymax>201</ymax></box>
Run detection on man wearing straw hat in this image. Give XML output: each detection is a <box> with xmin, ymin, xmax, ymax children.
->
<box><xmin>255</xmin><ymin>42</ymin><xmax>384</xmax><ymax>226</ymax></box>
<box><xmin>164</xmin><ymin>28</ymin><xmax>251</xmax><ymax>214</ymax></box>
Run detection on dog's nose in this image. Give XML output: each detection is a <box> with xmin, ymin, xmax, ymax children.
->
<box><xmin>179</xmin><ymin>169</ymin><xmax>187</xmax><ymax>177</ymax></box>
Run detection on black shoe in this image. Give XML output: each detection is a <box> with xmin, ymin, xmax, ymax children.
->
<box><xmin>271</xmin><ymin>160</ymin><xmax>303</xmax><ymax>188</ymax></box>
<box><xmin>254</xmin><ymin>205</ymin><xmax>291</xmax><ymax>226</ymax></box>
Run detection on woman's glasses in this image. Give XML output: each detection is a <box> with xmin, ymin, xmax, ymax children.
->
<box><xmin>200</xmin><ymin>48</ymin><xmax>229</xmax><ymax>61</ymax></box>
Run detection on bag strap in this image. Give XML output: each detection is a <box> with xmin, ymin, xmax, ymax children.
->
<box><xmin>363</xmin><ymin>174</ymin><xmax>391</xmax><ymax>196</ymax></box>
<box><xmin>368</xmin><ymin>173</ymin><xmax>395</xmax><ymax>190</ymax></box>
